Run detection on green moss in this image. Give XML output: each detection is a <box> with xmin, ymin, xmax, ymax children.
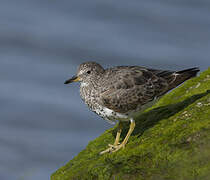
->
<box><xmin>51</xmin><ymin>68</ymin><xmax>210</xmax><ymax>180</ymax></box>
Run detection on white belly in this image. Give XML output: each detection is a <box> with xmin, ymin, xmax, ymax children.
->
<box><xmin>94</xmin><ymin>106</ymin><xmax>129</xmax><ymax>124</ymax></box>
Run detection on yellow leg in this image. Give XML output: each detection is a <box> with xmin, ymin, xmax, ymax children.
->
<box><xmin>100</xmin><ymin>119</ymin><xmax>135</xmax><ymax>155</ymax></box>
<box><xmin>114</xmin><ymin>122</ymin><xmax>122</xmax><ymax>146</ymax></box>
<box><xmin>100</xmin><ymin>122</ymin><xmax>122</xmax><ymax>155</ymax></box>
<box><xmin>112</xmin><ymin>119</ymin><xmax>135</xmax><ymax>152</ymax></box>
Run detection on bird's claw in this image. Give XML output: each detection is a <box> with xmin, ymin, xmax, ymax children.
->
<box><xmin>99</xmin><ymin>143</ymin><xmax>125</xmax><ymax>155</ymax></box>
<box><xmin>108</xmin><ymin>143</ymin><xmax>120</xmax><ymax>148</ymax></box>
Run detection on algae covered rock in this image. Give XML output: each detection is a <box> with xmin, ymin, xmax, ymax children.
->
<box><xmin>51</xmin><ymin>68</ymin><xmax>210</xmax><ymax>180</ymax></box>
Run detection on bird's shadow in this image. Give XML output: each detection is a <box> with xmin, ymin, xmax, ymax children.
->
<box><xmin>112</xmin><ymin>90</ymin><xmax>210</xmax><ymax>138</ymax></box>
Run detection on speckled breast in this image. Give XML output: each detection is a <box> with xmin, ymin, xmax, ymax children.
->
<box><xmin>79</xmin><ymin>83</ymin><xmax>129</xmax><ymax>123</ymax></box>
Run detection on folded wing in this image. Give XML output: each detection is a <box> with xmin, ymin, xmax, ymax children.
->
<box><xmin>100</xmin><ymin>66</ymin><xmax>199</xmax><ymax>113</ymax></box>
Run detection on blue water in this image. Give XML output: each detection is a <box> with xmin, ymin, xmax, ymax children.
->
<box><xmin>0</xmin><ymin>0</ymin><xmax>210</xmax><ymax>179</ymax></box>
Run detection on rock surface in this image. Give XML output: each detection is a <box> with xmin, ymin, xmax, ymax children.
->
<box><xmin>51</xmin><ymin>68</ymin><xmax>210</xmax><ymax>180</ymax></box>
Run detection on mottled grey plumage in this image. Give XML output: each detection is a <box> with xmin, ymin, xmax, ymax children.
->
<box><xmin>65</xmin><ymin>61</ymin><xmax>199</xmax><ymax>153</ymax></box>
<box><xmin>70</xmin><ymin>62</ymin><xmax>198</xmax><ymax>122</ymax></box>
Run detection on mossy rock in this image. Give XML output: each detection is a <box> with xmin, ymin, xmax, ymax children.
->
<box><xmin>51</xmin><ymin>68</ymin><xmax>210</xmax><ymax>180</ymax></box>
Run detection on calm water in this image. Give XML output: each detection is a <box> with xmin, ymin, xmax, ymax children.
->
<box><xmin>0</xmin><ymin>0</ymin><xmax>210</xmax><ymax>179</ymax></box>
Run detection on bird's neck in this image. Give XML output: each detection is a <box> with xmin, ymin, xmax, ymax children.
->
<box><xmin>79</xmin><ymin>81</ymin><xmax>100</xmax><ymax>111</ymax></box>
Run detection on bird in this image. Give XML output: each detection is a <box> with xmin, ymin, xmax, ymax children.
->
<box><xmin>64</xmin><ymin>62</ymin><xmax>199</xmax><ymax>154</ymax></box>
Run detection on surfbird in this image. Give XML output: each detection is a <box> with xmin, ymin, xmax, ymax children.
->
<box><xmin>64</xmin><ymin>62</ymin><xmax>199</xmax><ymax>154</ymax></box>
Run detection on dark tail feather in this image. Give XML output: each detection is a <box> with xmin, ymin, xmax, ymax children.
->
<box><xmin>176</xmin><ymin>67</ymin><xmax>200</xmax><ymax>78</ymax></box>
<box><xmin>166</xmin><ymin>67</ymin><xmax>200</xmax><ymax>91</ymax></box>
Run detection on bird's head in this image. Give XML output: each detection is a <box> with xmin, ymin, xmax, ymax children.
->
<box><xmin>64</xmin><ymin>62</ymin><xmax>105</xmax><ymax>85</ymax></box>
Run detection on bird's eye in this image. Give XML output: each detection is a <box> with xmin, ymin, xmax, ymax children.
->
<box><xmin>87</xmin><ymin>70</ymin><xmax>91</xmax><ymax>74</ymax></box>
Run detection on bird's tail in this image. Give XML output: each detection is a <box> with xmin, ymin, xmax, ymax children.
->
<box><xmin>176</xmin><ymin>67</ymin><xmax>200</xmax><ymax>78</ymax></box>
<box><xmin>167</xmin><ymin>67</ymin><xmax>200</xmax><ymax>90</ymax></box>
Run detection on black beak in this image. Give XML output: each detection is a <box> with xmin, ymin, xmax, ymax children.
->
<box><xmin>64</xmin><ymin>75</ymin><xmax>80</xmax><ymax>84</ymax></box>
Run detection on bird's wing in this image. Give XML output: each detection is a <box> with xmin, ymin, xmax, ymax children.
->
<box><xmin>100</xmin><ymin>67</ymin><xmax>169</xmax><ymax>113</ymax></box>
<box><xmin>147</xmin><ymin>67</ymin><xmax>199</xmax><ymax>90</ymax></box>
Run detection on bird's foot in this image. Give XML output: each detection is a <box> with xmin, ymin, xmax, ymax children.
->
<box><xmin>99</xmin><ymin>143</ymin><xmax>125</xmax><ymax>155</ymax></box>
<box><xmin>108</xmin><ymin>143</ymin><xmax>120</xmax><ymax>148</ymax></box>
<box><xmin>99</xmin><ymin>144</ymin><xmax>116</xmax><ymax>155</ymax></box>
<box><xmin>112</xmin><ymin>143</ymin><xmax>125</xmax><ymax>153</ymax></box>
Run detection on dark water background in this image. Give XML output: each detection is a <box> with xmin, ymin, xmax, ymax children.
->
<box><xmin>0</xmin><ymin>0</ymin><xmax>210</xmax><ymax>179</ymax></box>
